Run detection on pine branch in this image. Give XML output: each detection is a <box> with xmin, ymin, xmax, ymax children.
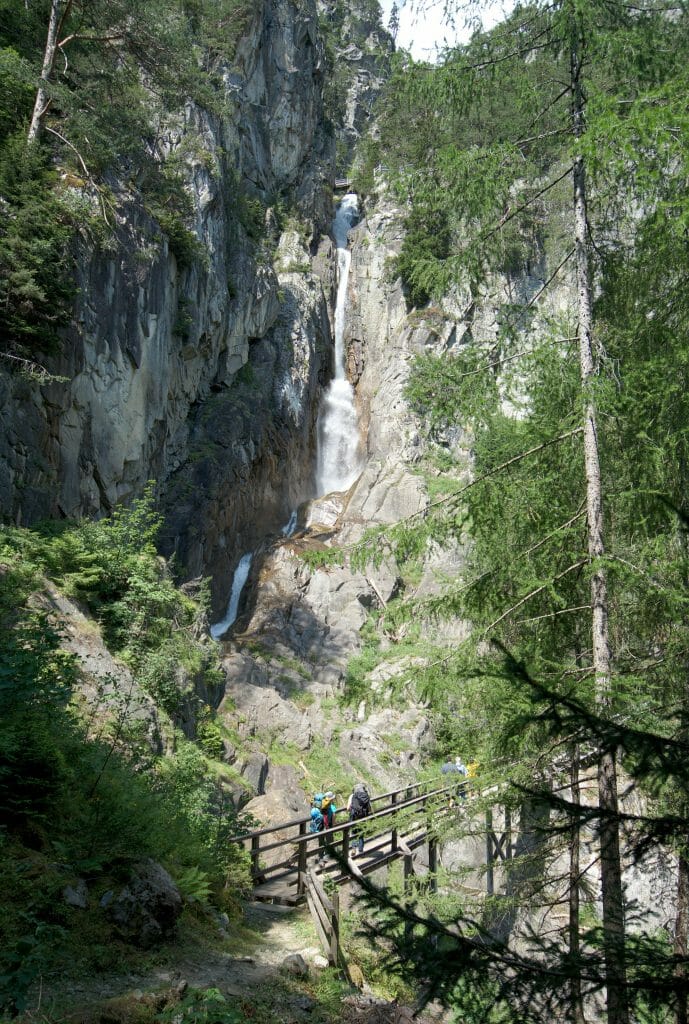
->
<box><xmin>415</xmin><ymin>426</ymin><xmax>583</xmax><ymax>520</ymax></box>
<box><xmin>478</xmin><ymin>164</ymin><xmax>574</xmax><ymax>246</ymax></box>
<box><xmin>524</xmin><ymin>85</ymin><xmax>573</xmax><ymax>133</ymax></box>
<box><xmin>414</xmin><ymin>507</ymin><xmax>586</xmax><ymax>620</ymax></box>
<box><xmin>515</xmin><ymin>604</ymin><xmax>591</xmax><ymax>625</ymax></box>
<box><xmin>430</xmin><ymin>247</ymin><xmax>577</xmax><ymax>384</ymax></box>
<box><xmin>482</xmin><ymin>560</ymin><xmax>588</xmax><ymax>636</ymax></box>
<box><xmin>516</xmin><ymin>126</ymin><xmax>572</xmax><ymax>147</ymax></box>
<box><xmin>0</xmin><ymin>351</ymin><xmax>68</xmax><ymax>383</ymax></box>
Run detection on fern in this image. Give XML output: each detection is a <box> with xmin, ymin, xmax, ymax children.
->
<box><xmin>175</xmin><ymin>865</ymin><xmax>212</xmax><ymax>904</ymax></box>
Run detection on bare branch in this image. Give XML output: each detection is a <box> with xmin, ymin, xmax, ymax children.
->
<box><xmin>58</xmin><ymin>33</ymin><xmax>125</xmax><ymax>47</ymax></box>
<box><xmin>44</xmin><ymin>125</ymin><xmax>89</xmax><ymax>177</ymax></box>
<box><xmin>514</xmin><ymin>604</ymin><xmax>591</xmax><ymax>625</ymax></box>
<box><xmin>482</xmin><ymin>561</ymin><xmax>588</xmax><ymax>636</ymax></box>
<box><xmin>0</xmin><ymin>351</ymin><xmax>69</xmax><ymax>383</ymax></box>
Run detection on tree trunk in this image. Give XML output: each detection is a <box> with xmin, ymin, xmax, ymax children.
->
<box><xmin>570</xmin><ymin>20</ymin><xmax>629</xmax><ymax>1024</ymax></box>
<box><xmin>28</xmin><ymin>0</ymin><xmax>73</xmax><ymax>144</ymax></box>
<box><xmin>674</xmin><ymin>850</ymin><xmax>689</xmax><ymax>1024</ymax></box>
<box><xmin>568</xmin><ymin>746</ymin><xmax>586</xmax><ymax>1024</ymax></box>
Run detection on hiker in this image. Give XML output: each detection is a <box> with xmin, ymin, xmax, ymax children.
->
<box><xmin>321</xmin><ymin>791</ymin><xmax>337</xmax><ymax>829</ymax></box>
<box><xmin>347</xmin><ymin>782</ymin><xmax>372</xmax><ymax>857</ymax></box>
<box><xmin>309</xmin><ymin>802</ymin><xmax>326</xmax><ymax>863</ymax></box>
<box><xmin>312</xmin><ymin>791</ymin><xmax>337</xmax><ymax>860</ymax></box>
<box><xmin>442</xmin><ymin>756</ymin><xmax>469</xmax><ymax>803</ymax></box>
<box><xmin>309</xmin><ymin>805</ymin><xmax>325</xmax><ymax>832</ymax></box>
<box><xmin>313</xmin><ymin>790</ymin><xmax>337</xmax><ymax>827</ymax></box>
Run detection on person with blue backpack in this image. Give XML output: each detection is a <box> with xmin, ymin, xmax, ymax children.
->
<box><xmin>310</xmin><ymin>791</ymin><xmax>337</xmax><ymax>863</ymax></box>
<box><xmin>309</xmin><ymin>802</ymin><xmax>326</xmax><ymax>863</ymax></box>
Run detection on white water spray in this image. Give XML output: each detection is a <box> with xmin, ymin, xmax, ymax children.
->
<box><xmin>210</xmin><ymin>552</ymin><xmax>253</xmax><ymax>640</ymax></box>
<box><xmin>315</xmin><ymin>194</ymin><xmax>362</xmax><ymax>496</ymax></box>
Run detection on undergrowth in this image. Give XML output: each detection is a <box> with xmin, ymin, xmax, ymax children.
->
<box><xmin>0</xmin><ymin>488</ymin><xmax>253</xmax><ymax>1016</ymax></box>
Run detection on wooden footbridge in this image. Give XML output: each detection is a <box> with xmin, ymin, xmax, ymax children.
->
<box><xmin>230</xmin><ymin>779</ymin><xmax>515</xmax><ymax>968</ymax></box>
<box><xmin>230</xmin><ymin>780</ymin><xmax>458</xmax><ymax>904</ymax></box>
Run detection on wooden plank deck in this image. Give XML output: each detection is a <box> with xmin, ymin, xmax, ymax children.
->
<box><xmin>252</xmin><ymin>827</ymin><xmax>428</xmax><ymax>903</ymax></box>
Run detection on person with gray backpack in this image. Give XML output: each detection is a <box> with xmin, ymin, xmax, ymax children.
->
<box><xmin>347</xmin><ymin>782</ymin><xmax>371</xmax><ymax>858</ymax></box>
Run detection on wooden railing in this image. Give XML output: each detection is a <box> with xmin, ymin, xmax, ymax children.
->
<box><xmin>304</xmin><ymin>868</ymin><xmax>342</xmax><ymax>968</ymax></box>
<box><xmin>228</xmin><ymin>778</ymin><xmax>462</xmax><ymax>897</ymax></box>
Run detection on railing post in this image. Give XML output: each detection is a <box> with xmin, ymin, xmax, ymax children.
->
<box><xmin>404</xmin><ymin>852</ymin><xmax>414</xmax><ymax>942</ymax></box>
<box><xmin>297</xmin><ymin>821</ymin><xmax>307</xmax><ymax>895</ymax></box>
<box><xmin>486</xmin><ymin>807</ymin><xmax>494</xmax><ymax>896</ymax></box>
<box><xmin>330</xmin><ymin>888</ymin><xmax>340</xmax><ymax>966</ymax></box>
<box><xmin>428</xmin><ymin>836</ymin><xmax>437</xmax><ymax>894</ymax></box>
<box><xmin>251</xmin><ymin>834</ymin><xmax>261</xmax><ymax>880</ymax></box>
<box><xmin>505</xmin><ymin>806</ymin><xmax>512</xmax><ymax>860</ymax></box>
<box><xmin>390</xmin><ymin>791</ymin><xmax>398</xmax><ymax>853</ymax></box>
<box><xmin>403</xmin><ymin>853</ymin><xmax>413</xmax><ymax>892</ymax></box>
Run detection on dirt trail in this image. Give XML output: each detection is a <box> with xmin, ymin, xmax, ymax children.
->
<box><xmin>39</xmin><ymin>901</ymin><xmax>447</xmax><ymax>1024</ymax></box>
<box><xmin>161</xmin><ymin>901</ymin><xmax>324</xmax><ymax>997</ymax></box>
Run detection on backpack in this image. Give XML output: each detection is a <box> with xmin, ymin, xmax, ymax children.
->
<box><xmin>321</xmin><ymin>792</ymin><xmax>337</xmax><ymax>826</ymax></box>
<box><xmin>309</xmin><ymin>807</ymin><xmax>324</xmax><ymax>833</ymax></box>
<box><xmin>349</xmin><ymin>784</ymin><xmax>371</xmax><ymax>820</ymax></box>
<box><xmin>313</xmin><ymin>792</ymin><xmax>324</xmax><ymax>809</ymax></box>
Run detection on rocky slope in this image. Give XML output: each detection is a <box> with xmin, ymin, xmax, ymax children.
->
<box><xmin>211</xmin><ymin>191</ymin><xmax>459</xmax><ymax>821</ymax></box>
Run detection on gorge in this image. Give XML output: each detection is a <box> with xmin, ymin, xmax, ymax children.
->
<box><xmin>1</xmin><ymin>0</ymin><xmax>687</xmax><ymax>1022</ymax></box>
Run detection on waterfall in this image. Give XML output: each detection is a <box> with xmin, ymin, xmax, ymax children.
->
<box><xmin>210</xmin><ymin>553</ymin><xmax>253</xmax><ymax>640</ymax></box>
<box><xmin>281</xmin><ymin>510</ymin><xmax>298</xmax><ymax>537</ymax></box>
<box><xmin>315</xmin><ymin>194</ymin><xmax>362</xmax><ymax>496</ymax></box>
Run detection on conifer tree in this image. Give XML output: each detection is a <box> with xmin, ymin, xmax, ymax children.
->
<box><xmin>359</xmin><ymin>1</ymin><xmax>689</xmax><ymax>1020</ymax></box>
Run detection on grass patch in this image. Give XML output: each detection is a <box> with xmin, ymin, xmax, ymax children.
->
<box><xmin>299</xmin><ymin>547</ymin><xmax>345</xmax><ymax>571</ymax></box>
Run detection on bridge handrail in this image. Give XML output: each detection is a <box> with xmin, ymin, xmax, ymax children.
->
<box><xmin>239</xmin><ymin>781</ymin><xmax>465</xmax><ymax>887</ymax></box>
<box><xmin>286</xmin><ymin>782</ymin><xmax>457</xmax><ymax>847</ymax></box>
<box><xmin>228</xmin><ymin>778</ymin><xmax>439</xmax><ymax>844</ymax></box>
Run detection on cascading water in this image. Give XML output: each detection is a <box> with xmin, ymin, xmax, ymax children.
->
<box><xmin>315</xmin><ymin>194</ymin><xmax>362</xmax><ymax>496</ymax></box>
<box><xmin>210</xmin><ymin>552</ymin><xmax>253</xmax><ymax>640</ymax></box>
<box><xmin>281</xmin><ymin>510</ymin><xmax>298</xmax><ymax>537</ymax></box>
<box><xmin>212</xmin><ymin>199</ymin><xmax>359</xmax><ymax>639</ymax></box>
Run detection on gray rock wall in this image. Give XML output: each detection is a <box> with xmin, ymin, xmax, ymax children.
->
<box><xmin>317</xmin><ymin>0</ymin><xmax>394</xmax><ymax>171</ymax></box>
<box><xmin>0</xmin><ymin>0</ymin><xmax>334</xmax><ymax>563</ymax></box>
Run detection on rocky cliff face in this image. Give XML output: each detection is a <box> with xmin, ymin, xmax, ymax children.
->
<box><xmin>0</xmin><ymin>0</ymin><xmax>333</xmax><ymax>594</ymax></box>
<box><xmin>318</xmin><ymin>0</ymin><xmax>394</xmax><ymax>171</ymax></box>
<box><xmin>211</xmin><ymin>192</ymin><xmax>453</xmax><ymax>810</ymax></box>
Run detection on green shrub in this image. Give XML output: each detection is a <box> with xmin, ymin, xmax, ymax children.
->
<box><xmin>196</xmin><ymin>716</ymin><xmax>224</xmax><ymax>760</ymax></box>
<box><xmin>299</xmin><ymin>546</ymin><xmax>344</xmax><ymax>571</ymax></box>
<box><xmin>10</xmin><ymin>486</ymin><xmax>198</xmax><ymax>669</ymax></box>
<box><xmin>175</xmin><ymin>865</ymin><xmax>213</xmax><ymax>904</ymax></box>
<box><xmin>156</xmin><ymin>210</ymin><xmax>204</xmax><ymax>270</ymax></box>
<box><xmin>393</xmin><ymin>203</ymin><xmax>451</xmax><ymax>309</ymax></box>
<box><xmin>0</xmin><ymin>135</ymin><xmax>76</xmax><ymax>358</ymax></box>
<box><xmin>158</xmin><ymin>987</ymin><xmax>245</xmax><ymax>1024</ymax></box>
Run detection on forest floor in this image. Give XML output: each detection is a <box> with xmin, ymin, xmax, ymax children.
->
<box><xmin>27</xmin><ymin>900</ymin><xmax>448</xmax><ymax>1024</ymax></box>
